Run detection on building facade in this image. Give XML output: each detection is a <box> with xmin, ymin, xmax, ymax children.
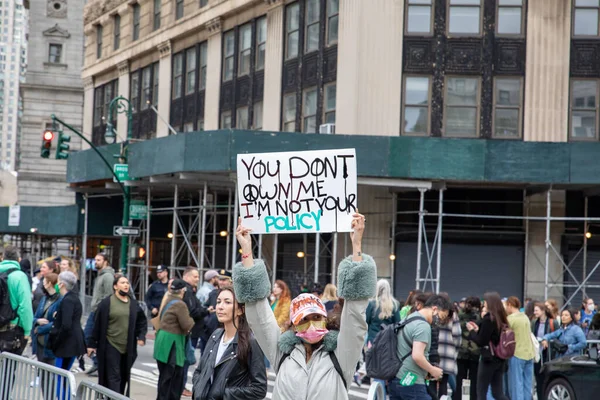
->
<box><xmin>75</xmin><ymin>0</ymin><xmax>600</xmax><ymax>303</ymax></box>
<box><xmin>0</xmin><ymin>0</ymin><xmax>28</xmax><ymax>172</ymax></box>
<box><xmin>17</xmin><ymin>0</ymin><xmax>84</xmax><ymax>206</ymax></box>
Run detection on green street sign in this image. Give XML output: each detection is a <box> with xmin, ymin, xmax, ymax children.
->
<box><xmin>113</xmin><ymin>163</ymin><xmax>130</xmax><ymax>183</ymax></box>
<box><xmin>130</xmin><ymin>200</ymin><xmax>148</xmax><ymax>220</ymax></box>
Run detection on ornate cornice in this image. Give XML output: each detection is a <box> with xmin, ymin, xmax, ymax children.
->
<box><xmin>206</xmin><ymin>17</ymin><xmax>222</xmax><ymax>36</ymax></box>
<box><xmin>157</xmin><ymin>41</ymin><xmax>171</xmax><ymax>58</ymax></box>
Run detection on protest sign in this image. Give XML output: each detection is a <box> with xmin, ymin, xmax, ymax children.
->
<box><xmin>236</xmin><ymin>148</ymin><xmax>357</xmax><ymax>234</ymax></box>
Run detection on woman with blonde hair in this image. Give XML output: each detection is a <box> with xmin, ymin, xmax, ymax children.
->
<box><xmin>271</xmin><ymin>279</ymin><xmax>292</xmax><ymax>330</ymax></box>
<box><xmin>321</xmin><ymin>284</ymin><xmax>338</xmax><ymax>312</ymax></box>
<box><xmin>365</xmin><ymin>279</ymin><xmax>400</xmax><ymax>398</ymax></box>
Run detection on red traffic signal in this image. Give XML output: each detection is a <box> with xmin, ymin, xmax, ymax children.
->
<box><xmin>43</xmin><ymin>130</ymin><xmax>54</xmax><ymax>141</ymax></box>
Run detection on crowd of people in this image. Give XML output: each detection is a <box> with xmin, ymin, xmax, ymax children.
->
<box><xmin>2</xmin><ymin>209</ymin><xmax>599</xmax><ymax>400</ymax></box>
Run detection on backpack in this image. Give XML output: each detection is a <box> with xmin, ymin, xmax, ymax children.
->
<box><xmin>0</xmin><ymin>269</ymin><xmax>17</xmax><ymax>329</ymax></box>
<box><xmin>365</xmin><ymin>315</ymin><xmax>426</xmax><ymax>381</ymax></box>
<box><xmin>489</xmin><ymin>325</ymin><xmax>516</xmax><ymax>360</ymax></box>
<box><xmin>278</xmin><ymin>349</ymin><xmax>347</xmax><ymax>388</ymax></box>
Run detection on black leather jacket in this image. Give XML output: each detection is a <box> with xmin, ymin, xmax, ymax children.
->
<box><xmin>192</xmin><ymin>328</ymin><xmax>267</xmax><ymax>400</ymax></box>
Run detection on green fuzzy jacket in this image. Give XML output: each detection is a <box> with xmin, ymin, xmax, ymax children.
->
<box><xmin>0</xmin><ymin>260</ymin><xmax>33</xmax><ymax>336</ymax></box>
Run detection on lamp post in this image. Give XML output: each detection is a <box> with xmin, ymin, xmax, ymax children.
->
<box><xmin>105</xmin><ymin>95</ymin><xmax>134</xmax><ymax>273</ymax></box>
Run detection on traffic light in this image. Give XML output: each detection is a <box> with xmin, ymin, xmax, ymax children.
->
<box><xmin>40</xmin><ymin>130</ymin><xmax>53</xmax><ymax>158</ymax></box>
<box><xmin>55</xmin><ymin>130</ymin><xmax>71</xmax><ymax>160</ymax></box>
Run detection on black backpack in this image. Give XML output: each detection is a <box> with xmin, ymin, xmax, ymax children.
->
<box><xmin>365</xmin><ymin>315</ymin><xmax>427</xmax><ymax>381</ymax></box>
<box><xmin>0</xmin><ymin>269</ymin><xmax>17</xmax><ymax>329</ymax></box>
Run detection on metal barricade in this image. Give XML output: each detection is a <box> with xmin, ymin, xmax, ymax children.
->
<box><xmin>76</xmin><ymin>381</ymin><xmax>130</xmax><ymax>400</ymax></box>
<box><xmin>367</xmin><ymin>380</ymin><xmax>386</xmax><ymax>400</ymax></box>
<box><xmin>0</xmin><ymin>351</ymin><xmax>77</xmax><ymax>400</ymax></box>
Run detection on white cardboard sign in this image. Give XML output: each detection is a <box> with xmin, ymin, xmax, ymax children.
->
<box><xmin>8</xmin><ymin>205</ymin><xmax>20</xmax><ymax>227</ymax></box>
<box><xmin>236</xmin><ymin>148</ymin><xmax>358</xmax><ymax>234</ymax></box>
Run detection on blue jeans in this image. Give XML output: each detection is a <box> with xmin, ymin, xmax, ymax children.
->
<box><xmin>389</xmin><ymin>379</ymin><xmax>431</xmax><ymax>400</ymax></box>
<box><xmin>448</xmin><ymin>374</ymin><xmax>456</xmax><ymax>393</ymax></box>
<box><xmin>373</xmin><ymin>378</ymin><xmax>387</xmax><ymax>399</ymax></box>
<box><xmin>83</xmin><ymin>311</ymin><xmax>97</xmax><ymax>366</ymax></box>
<box><xmin>55</xmin><ymin>357</ymin><xmax>75</xmax><ymax>400</ymax></box>
<box><xmin>181</xmin><ymin>337</ymin><xmax>199</xmax><ymax>392</ymax></box>
<box><xmin>508</xmin><ymin>357</ymin><xmax>534</xmax><ymax>400</ymax></box>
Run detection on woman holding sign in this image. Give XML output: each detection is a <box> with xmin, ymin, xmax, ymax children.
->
<box><xmin>233</xmin><ymin>213</ymin><xmax>376</xmax><ymax>400</ymax></box>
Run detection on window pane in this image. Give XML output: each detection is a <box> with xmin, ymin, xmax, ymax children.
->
<box><xmin>240</xmin><ymin>25</ymin><xmax>252</xmax><ymax>50</ymax></box>
<box><xmin>287</xmin><ymin>31</ymin><xmax>299</xmax><ymax>58</ymax></box>
<box><xmin>451</xmin><ymin>0</ymin><xmax>480</xmax><ymax>4</ymax></box>
<box><xmin>325</xmin><ymin>84</ymin><xmax>336</xmax><ymax>111</ymax></box>
<box><xmin>224</xmin><ymin>58</ymin><xmax>234</xmax><ymax>81</ymax></box>
<box><xmin>325</xmin><ymin>111</ymin><xmax>336</xmax><ymax>124</ymax></box>
<box><xmin>446</xmin><ymin>108</ymin><xmax>478</xmax><ymax>136</ymax></box>
<box><xmin>284</xmin><ymin>95</ymin><xmax>296</xmax><ymax>120</ymax></box>
<box><xmin>328</xmin><ymin>15</ymin><xmax>338</xmax><ymax>44</ymax></box>
<box><xmin>576</xmin><ymin>0</ymin><xmax>600</xmax><ymax>6</ymax></box>
<box><xmin>572</xmin><ymin>81</ymin><xmax>597</xmax><ymax>108</ymax></box>
<box><xmin>254</xmin><ymin>102</ymin><xmax>263</xmax><ymax>130</ymax></box>
<box><xmin>287</xmin><ymin>4</ymin><xmax>300</xmax><ymax>31</ymax></box>
<box><xmin>236</xmin><ymin>108</ymin><xmax>249</xmax><ymax>129</ymax></box>
<box><xmin>408</xmin><ymin>0</ymin><xmax>432</xmax><ymax>4</ymax></box>
<box><xmin>407</xmin><ymin>6</ymin><xmax>432</xmax><ymax>33</ymax></box>
<box><xmin>447</xmin><ymin>78</ymin><xmax>478</xmax><ymax>106</ymax></box>
<box><xmin>221</xmin><ymin>112</ymin><xmax>232</xmax><ymax>129</ymax></box>
<box><xmin>306</xmin><ymin>24</ymin><xmax>319</xmax><ymax>53</ymax></box>
<box><xmin>304</xmin><ymin>89</ymin><xmax>317</xmax><ymax>116</ymax></box>
<box><xmin>499</xmin><ymin>0</ymin><xmax>522</xmax><ymax>4</ymax></box>
<box><xmin>239</xmin><ymin>51</ymin><xmax>251</xmax><ymax>75</ymax></box>
<box><xmin>256</xmin><ymin>44</ymin><xmax>265</xmax><ymax>70</ymax></box>
<box><xmin>495</xmin><ymin>79</ymin><xmax>521</xmax><ymax>106</ymax></box>
<box><xmin>303</xmin><ymin>116</ymin><xmax>316</xmax><ymax>133</ymax></box>
<box><xmin>571</xmin><ymin>110</ymin><xmax>597</xmax><ymax>138</ymax></box>
<box><xmin>328</xmin><ymin>0</ymin><xmax>339</xmax><ymax>15</ymax></box>
<box><xmin>494</xmin><ymin>108</ymin><xmax>519</xmax><ymax>137</ymax></box>
<box><xmin>574</xmin><ymin>9</ymin><xmax>599</xmax><ymax>36</ymax></box>
<box><xmin>257</xmin><ymin>19</ymin><xmax>267</xmax><ymax>44</ymax></box>
<box><xmin>405</xmin><ymin>77</ymin><xmax>430</xmax><ymax>105</ymax></box>
<box><xmin>449</xmin><ymin>6</ymin><xmax>480</xmax><ymax>34</ymax></box>
<box><xmin>404</xmin><ymin>106</ymin><xmax>429</xmax><ymax>134</ymax></box>
<box><xmin>498</xmin><ymin>7</ymin><xmax>521</xmax><ymax>35</ymax></box>
<box><xmin>225</xmin><ymin>33</ymin><xmax>235</xmax><ymax>56</ymax></box>
<box><xmin>307</xmin><ymin>0</ymin><xmax>320</xmax><ymax>23</ymax></box>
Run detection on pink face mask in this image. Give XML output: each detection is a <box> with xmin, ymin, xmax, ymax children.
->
<box><xmin>295</xmin><ymin>320</ymin><xmax>329</xmax><ymax>344</ymax></box>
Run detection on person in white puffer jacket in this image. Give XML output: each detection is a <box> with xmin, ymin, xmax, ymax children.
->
<box><xmin>232</xmin><ymin>213</ymin><xmax>376</xmax><ymax>400</ymax></box>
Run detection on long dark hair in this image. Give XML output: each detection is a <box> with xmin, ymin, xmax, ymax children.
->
<box><xmin>218</xmin><ymin>286</ymin><xmax>251</xmax><ymax>368</ymax></box>
<box><xmin>483</xmin><ymin>292</ymin><xmax>509</xmax><ymax>331</ymax></box>
<box><xmin>464</xmin><ymin>296</ymin><xmax>481</xmax><ymax>314</ymax></box>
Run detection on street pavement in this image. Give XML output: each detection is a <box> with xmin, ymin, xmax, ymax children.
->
<box><xmin>97</xmin><ymin>337</ymin><xmax>375</xmax><ymax>399</ymax></box>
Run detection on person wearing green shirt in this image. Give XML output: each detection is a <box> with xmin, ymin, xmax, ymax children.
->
<box><xmin>0</xmin><ymin>245</ymin><xmax>33</xmax><ymax>354</ymax></box>
<box><xmin>506</xmin><ymin>297</ymin><xmax>536</xmax><ymax>400</ymax></box>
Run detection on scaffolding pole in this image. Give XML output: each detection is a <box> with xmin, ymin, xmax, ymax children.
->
<box><xmin>170</xmin><ymin>185</ymin><xmax>179</xmax><ymax>267</ymax></box>
<box><xmin>230</xmin><ymin>191</ymin><xmax>238</xmax><ymax>270</ymax></box>
<box><xmin>199</xmin><ymin>184</ymin><xmax>208</xmax><ymax>270</ymax></box>
<box><xmin>314</xmin><ymin>233</ymin><xmax>320</xmax><ymax>283</ymax></box>
<box><xmin>583</xmin><ymin>196</ymin><xmax>589</xmax><ymax>300</ymax></box>
<box><xmin>211</xmin><ymin>191</ymin><xmax>217</xmax><ymax>268</ymax></box>
<box><xmin>145</xmin><ymin>187</ymin><xmax>151</xmax><ymax>293</ymax></box>
<box><xmin>435</xmin><ymin>189</ymin><xmax>444</xmax><ymax>294</ymax></box>
<box><xmin>80</xmin><ymin>195</ymin><xmax>88</xmax><ymax>309</ymax></box>
<box><xmin>272</xmin><ymin>234</ymin><xmax>278</xmax><ymax>286</ymax></box>
<box><xmin>415</xmin><ymin>189</ymin><xmax>426</xmax><ymax>290</ymax></box>
<box><xmin>390</xmin><ymin>192</ymin><xmax>397</xmax><ymax>291</ymax></box>
<box><xmin>224</xmin><ymin>189</ymin><xmax>232</xmax><ymax>270</ymax></box>
<box><xmin>544</xmin><ymin>189</ymin><xmax>551</xmax><ymax>301</ymax></box>
<box><xmin>332</xmin><ymin>233</ymin><xmax>338</xmax><ymax>286</ymax></box>
<box><xmin>524</xmin><ymin>191</ymin><xmax>530</xmax><ymax>300</ymax></box>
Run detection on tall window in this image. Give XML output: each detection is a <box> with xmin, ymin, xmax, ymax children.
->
<box><xmin>305</xmin><ymin>0</ymin><xmax>320</xmax><ymax>53</ymax></box>
<box><xmin>444</xmin><ymin>77</ymin><xmax>479</xmax><ymax>137</ymax></box>
<box><xmin>48</xmin><ymin>44</ymin><xmax>62</xmax><ymax>64</ymax></box>
<box><xmin>283</xmin><ymin>93</ymin><xmax>296</xmax><ymax>131</ymax></box>
<box><xmin>326</xmin><ymin>0</ymin><xmax>339</xmax><ymax>45</ymax></box>
<box><xmin>141</xmin><ymin>66</ymin><xmax>152</xmax><ymax>109</ymax></box>
<box><xmin>570</xmin><ymin>80</ymin><xmax>598</xmax><ymax>140</ymax></box>
<box><xmin>223</xmin><ymin>31</ymin><xmax>235</xmax><ymax>81</ymax></box>
<box><xmin>221</xmin><ymin>111</ymin><xmax>232</xmax><ymax>128</ymax></box>
<box><xmin>132</xmin><ymin>4</ymin><xmax>141</xmax><ymax>41</ymax></box>
<box><xmin>323</xmin><ymin>83</ymin><xmax>336</xmax><ymax>123</ymax></box>
<box><xmin>238</xmin><ymin>24</ymin><xmax>252</xmax><ymax>76</ymax></box>
<box><xmin>154</xmin><ymin>0</ymin><xmax>161</xmax><ymax>30</ymax></box>
<box><xmin>286</xmin><ymin>3</ymin><xmax>300</xmax><ymax>59</ymax></box>
<box><xmin>113</xmin><ymin>14</ymin><xmax>121</xmax><ymax>50</ymax></box>
<box><xmin>303</xmin><ymin>87</ymin><xmax>317</xmax><ymax>132</ymax></box>
<box><xmin>175</xmin><ymin>0</ymin><xmax>184</xmax><ymax>20</ymax></box>
<box><xmin>254</xmin><ymin>102</ymin><xmax>263</xmax><ymax>130</ymax></box>
<box><xmin>406</xmin><ymin>0</ymin><xmax>433</xmax><ymax>35</ymax></box>
<box><xmin>493</xmin><ymin>78</ymin><xmax>522</xmax><ymax>138</ymax></box>
<box><xmin>402</xmin><ymin>76</ymin><xmax>430</xmax><ymax>135</ymax></box>
<box><xmin>448</xmin><ymin>0</ymin><xmax>482</xmax><ymax>35</ymax></box>
<box><xmin>256</xmin><ymin>17</ymin><xmax>267</xmax><ymax>71</ymax></box>
<box><xmin>573</xmin><ymin>0</ymin><xmax>600</xmax><ymax>36</ymax></box>
<box><xmin>131</xmin><ymin>73</ymin><xmax>140</xmax><ymax>113</ymax></box>
<box><xmin>200</xmin><ymin>42</ymin><xmax>208</xmax><ymax>90</ymax></box>
<box><xmin>93</xmin><ymin>89</ymin><xmax>103</xmax><ymax>127</ymax></box>
<box><xmin>96</xmin><ymin>25</ymin><xmax>103</xmax><ymax>59</ymax></box>
<box><xmin>497</xmin><ymin>0</ymin><xmax>523</xmax><ymax>35</ymax></box>
<box><xmin>185</xmin><ymin>47</ymin><xmax>197</xmax><ymax>95</ymax></box>
<box><xmin>236</xmin><ymin>107</ymin><xmax>249</xmax><ymax>129</ymax></box>
<box><xmin>153</xmin><ymin>63</ymin><xmax>160</xmax><ymax>106</ymax></box>
<box><xmin>172</xmin><ymin>53</ymin><xmax>183</xmax><ymax>99</ymax></box>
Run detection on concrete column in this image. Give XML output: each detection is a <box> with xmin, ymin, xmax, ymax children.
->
<box><xmin>262</xmin><ymin>1</ymin><xmax>284</xmax><ymax>131</ymax></box>
<box><xmin>336</xmin><ymin>0</ymin><xmax>404</xmax><ymax>136</ymax></box>
<box><xmin>524</xmin><ymin>191</ymin><xmax>566</xmax><ymax>303</ymax></box>
<box><xmin>117</xmin><ymin>61</ymin><xmax>130</xmax><ymax>136</ymax></box>
<box><xmin>204</xmin><ymin>18</ymin><xmax>223</xmax><ymax>130</ymax></box>
<box><xmin>82</xmin><ymin>76</ymin><xmax>94</xmax><ymax>149</ymax></box>
<box><xmin>157</xmin><ymin>41</ymin><xmax>172</xmax><ymax>138</ymax></box>
<box><xmin>523</xmin><ymin>0</ymin><xmax>571</xmax><ymax>142</ymax></box>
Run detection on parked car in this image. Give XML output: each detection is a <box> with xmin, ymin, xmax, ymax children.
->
<box><xmin>540</xmin><ymin>348</ymin><xmax>600</xmax><ymax>400</ymax></box>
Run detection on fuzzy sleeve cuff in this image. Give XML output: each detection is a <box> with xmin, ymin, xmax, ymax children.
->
<box><xmin>233</xmin><ymin>259</ymin><xmax>272</xmax><ymax>304</ymax></box>
<box><xmin>337</xmin><ymin>254</ymin><xmax>377</xmax><ymax>301</ymax></box>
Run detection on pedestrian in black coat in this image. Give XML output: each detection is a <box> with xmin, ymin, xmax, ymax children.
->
<box><xmin>51</xmin><ymin>282</ymin><xmax>86</xmax><ymax>359</ymax></box>
<box><xmin>87</xmin><ymin>275</ymin><xmax>147</xmax><ymax>396</ymax></box>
